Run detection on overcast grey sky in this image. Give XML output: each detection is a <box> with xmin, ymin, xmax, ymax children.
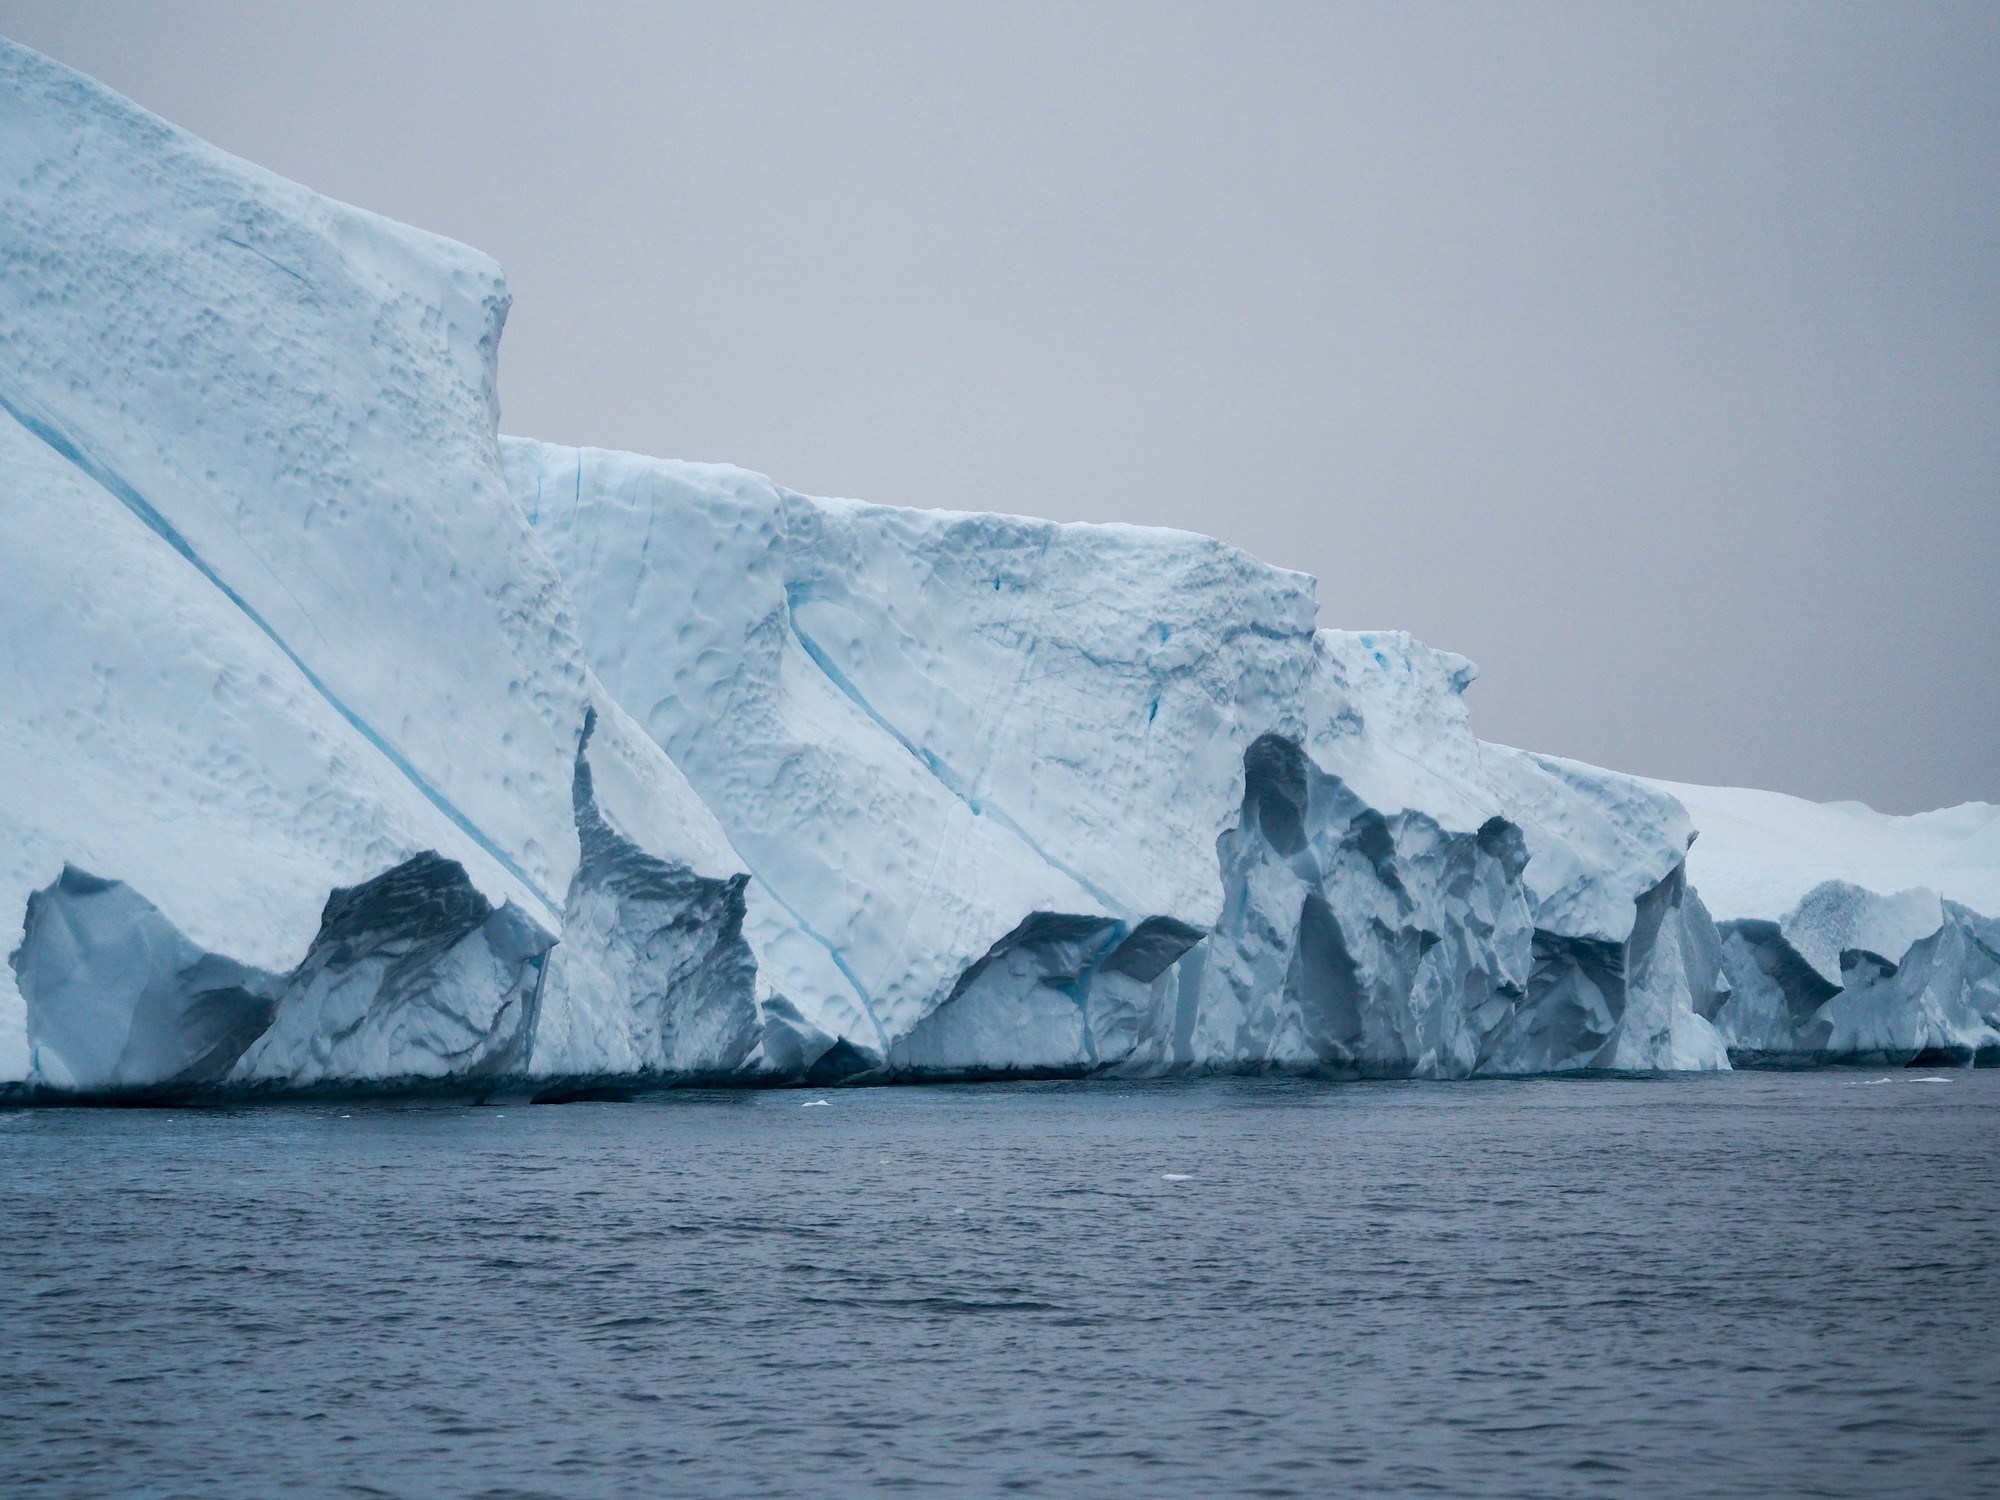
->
<box><xmin>3</xmin><ymin>1</ymin><xmax>1993</xmax><ymax>812</ymax></box>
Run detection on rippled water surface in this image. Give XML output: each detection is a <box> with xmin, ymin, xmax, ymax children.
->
<box><xmin>3</xmin><ymin>1072</ymin><xmax>1997</xmax><ymax>1498</ymax></box>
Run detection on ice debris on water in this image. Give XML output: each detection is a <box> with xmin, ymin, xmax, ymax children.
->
<box><xmin>0</xmin><ymin>37</ymin><xmax>1996</xmax><ymax>1099</ymax></box>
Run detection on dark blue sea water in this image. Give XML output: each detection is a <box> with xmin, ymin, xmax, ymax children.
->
<box><xmin>3</xmin><ymin>1071</ymin><xmax>1996</xmax><ymax>1498</ymax></box>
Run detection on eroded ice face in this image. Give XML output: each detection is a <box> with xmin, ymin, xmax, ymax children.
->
<box><xmin>7</xmin><ymin>34</ymin><xmax>1986</xmax><ymax>1097</ymax></box>
<box><xmin>507</xmin><ymin>436</ymin><xmax>1731</xmax><ymax>1082</ymax></box>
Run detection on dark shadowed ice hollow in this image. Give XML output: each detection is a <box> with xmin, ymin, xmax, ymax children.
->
<box><xmin>3</xmin><ymin>1072</ymin><xmax>1997</xmax><ymax>1498</ymax></box>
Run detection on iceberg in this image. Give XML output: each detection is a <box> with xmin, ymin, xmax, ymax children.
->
<box><xmin>0</xmin><ymin>38</ymin><xmax>753</xmax><ymax>1094</ymax></box>
<box><xmin>1648</xmin><ymin>781</ymin><xmax>2000</xmax><ymax>1065</ymax></box>
<box><xmin>507</xmin><ymin>441</ymin><xmax>1731</xmax><ymax>1079</ymax></box>
<box><xmin>0</xmin><ymin>37</ymin><xmax>1984</xmax><ymax>1097</ymax></box>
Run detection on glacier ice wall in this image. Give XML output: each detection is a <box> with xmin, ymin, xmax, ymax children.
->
<box><xmin>0</xmin><ymin>39</ymin><xmax>758</xmax><ymax>1095</ymax></box>
<box><xmin>0</xmin><ymin>40</ymin><xmax>580</xmax><ymax>914</ymax></box>
<box><xmin>4</xmin><ymin>35</ymin><xmax>1986</xmax><ymax>1095</ymax></box>
<box><xmin>1651</xmin><ymin>781</ymin><xmax>2000</xmax><ymax>1064</ymax></box>
<box><xmin>507</xmin><ymin>440</ymin><xmax>1732</xmax><ymax>1079</ymax></box>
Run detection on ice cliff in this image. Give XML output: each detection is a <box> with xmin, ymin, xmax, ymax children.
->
<box><xmin>0</xmin><ymin>38</ymin><xmax>760</xmax><ymax>1095</ymax></box>
<box><xmin>506</xmin><ymin>442</ymin><xmax>1730</xmax><ymax>1081</ymax></box>
<box><xmin>1647</xmin><ymin>782</ymin><xmax>2000</xmax><ymax>1066</ymax></box>
<box><xmin>0</xmin><ymin>38</ymin><xmax>1987</xmax><ymax>1098</ymax></box>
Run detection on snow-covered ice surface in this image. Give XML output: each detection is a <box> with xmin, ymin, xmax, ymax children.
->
<box><xmin>1650</xmin><ymin>781</ymin><xmax>2000</xmax><ymax>924</ymax></box>
<box><xmin>1647</xmin><ymin>781</ymin><xmax>2000</xmax><ymax>1065</ymax></box>
<box><xmin>0</xmin><ymin>37</ymin><xmax>1983</xmax><ymax>1096</ymax></box>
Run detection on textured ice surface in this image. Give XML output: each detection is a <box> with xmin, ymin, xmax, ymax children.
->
<box><xmin>0</xmin><ymin>40</ymin><xmax>749</xmax><ymax>1094</ymax></box>
<box><xmin>1650</xmin><ymin>781</ymin><xmax>2000</xmax><ymax>1064</ymax></box>
<box><xmin>526</xmin><ymin>698</ymin><xmax>763</xmax><ymax>1085</ymax></box>
<box><xmin>509</xmin><ymin>440</ymin><xmax>1730</xmax><ymax>1079</ymax></box>
<box><xmin>0</xmin><ymin>43</ymin><xmax>577</xmax><ymax>916</ymax></box>
<box><xmin>2</xmin><ymin>37</ymin><xmax>1977</xmax><ymax>1094</ymax></box>
<box><xmin>12</xmin><ymin>866</ymin><xmax>283</xmax><ymax>1092</ymax></box>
